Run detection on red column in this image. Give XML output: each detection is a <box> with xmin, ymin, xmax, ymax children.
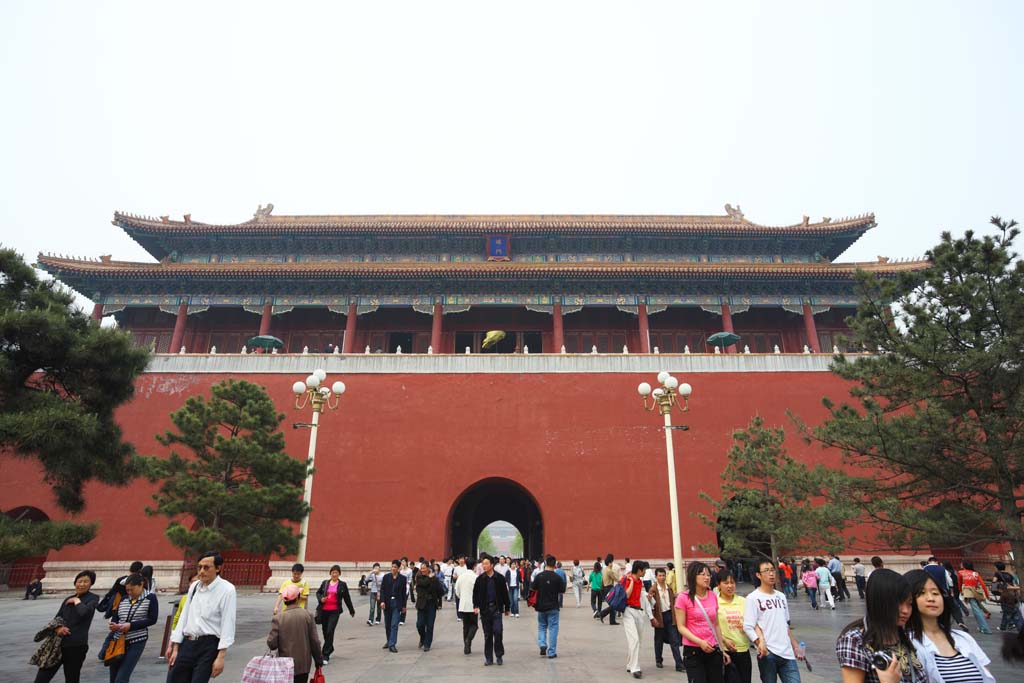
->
<box><xmin>91</xmin><ymin>302</ymin><xmax>104</xmax><ymax>322</ymax></box>
<box><xmin>430</xmin><ymin>304</ymin><xmax>443</xmax><ymax>352</ymax></box>
<box><xmin>552</xmin><ymin>302</ymin><xmax>564</xmax><ymax>352</ymax></box>
<box><xmin>258</xmin><ymin>302</ymin><xmax>272</xmax><ymax>336</ymax></box>
<box><xmin>341</xmin><ymin>303</ymin><xmax>357</xmax><ymax>354</ymax></box>
<box><xmin>803</xmin><ymin>303</ymin><xmax>821</xmax><ymax>353</ymax></box>
<box><xmin>169</xmin><ymin>302</ymin><xmax>189</xmax><ymax>353</ymax></box>
<box><xmin>637</xmin><ymin>303</ymin><xmax>651</xmax><ymax>353</ymax></box>
<box><xmin>721</xmin><ymin>302</ymin><xmax>736</xmax><ymax>353</ymax></box>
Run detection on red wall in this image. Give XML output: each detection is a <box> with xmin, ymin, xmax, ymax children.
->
<box><xmin>0</xmin><ymin>370</ymin><xmax>861</xmax><ymax>563</ymax></box>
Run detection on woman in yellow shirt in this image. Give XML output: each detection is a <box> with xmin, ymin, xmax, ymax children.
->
<box><xmin>716</xmin><ymin>569</ymin><xmax>753</xmax><ymax>683</ymax></box>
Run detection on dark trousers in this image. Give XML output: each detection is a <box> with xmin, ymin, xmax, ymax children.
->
<box><xmin>25</xmin><ymin>581</ymin><xmax>43</xmax><ymax>599</ymax></box>
<box><xmin>320</xmin><ymin>609</ymin><xmax>340</xmax><ymax>657</ymax></box>
<box><xmin>599</xmin><ymin>586</ymin><xmax>617</xmax><ymax>624</ymax></box>
<box><xmin>170</xmin><ymin>636</ymin><xmax>220</xmax><ymax>683</ymax></box>
<box><xmin>591</xmin><ymin>586</ymin><xmax>602</xmax><ymax>612</ymax></box>
<box><xmin>461</xmin><ymin>612</ymin><xmax>478</xmax><ymax>646</ymax></box>
<box><xmin>832</xmin><ymin>572</ymin><xmax>850</xmax><ymax>600</ymax></box>
<box><xmin>682</xmin><ymin>645</ymin><xmax>725</xmax><ymax>683</ymax></box>
<box><xmin>654</xmin><ymin>611</ymin><xmax>683</xmax><ymax>667</ymax></box>
<box><xmin>726</xmin><ymin>648</ymin><xmax>752</xmax><ymax>683</ymax></box>
<box><xmin>416</xmin><ymin>605</ymin><xmax>437</xmax><ymax>648</ymax></box>
<box><xmin>35</xmin><ymin>643</ymin><xmax>88</xmax><ymax>683</ymax></box>
<box><xmin>383</xmin><ymin>605</ymin><xmax>402</xmax><ymax>647</ymax></box>
<box><xmin>480</xmin><ymin>608</ymin><xmax>504</xmax><ymax>662</ymax></box>
<box><xmin>854</xmin><ymin>575</ymin><xmax>866</xmax><ymax>598</ymax></box>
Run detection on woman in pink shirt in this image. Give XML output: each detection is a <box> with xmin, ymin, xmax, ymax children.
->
<box><xmin>674</xmin><ymin>561</ymin><xmax>731</xmax><ymax>683</ymax></box>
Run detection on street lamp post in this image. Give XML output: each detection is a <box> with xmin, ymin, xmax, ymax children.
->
<box><xmin>291</xmin><ymin>368</ymin><xmax>346</xmax><ymax>564</ymax></box>
<box><xmin>637</xmin><ymin>371</ymin><xmax>692</xmax><ymax>593</ymax></box>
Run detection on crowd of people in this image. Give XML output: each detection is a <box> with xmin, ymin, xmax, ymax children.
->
<box><xmin>25</xmin><ymin>550</ymin><xmax>1024</xmax><ymax>682</ymax></box>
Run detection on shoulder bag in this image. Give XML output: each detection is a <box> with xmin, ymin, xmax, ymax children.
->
<box><xmin>103</xmin><ymin>597</ymin><xmax>144</xmax><ymax>667</ymax></box>
<box><xmin>692</xmin><ymin>593</ymin><xmax>728</xmax><ymax>678</ymax></box>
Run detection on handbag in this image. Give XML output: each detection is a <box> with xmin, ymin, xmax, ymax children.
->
<box><xmin>311</xmin><ymin>666</ymin><xmax>326</xmax><ymax>683</ymax></box>
<box><xmin>241</xmin><ymin>652</ymin><xmax>295</xmax><ymax>683</ymax></box>
<box><xmin>104</xmin><ymin>596</ymin><xmax>143</xmax><ymax>667</ymax></box>
<box><xmin>527</xmin><ymin>588</ymin><xmax>538</xmax><ymax>608</ymax></box>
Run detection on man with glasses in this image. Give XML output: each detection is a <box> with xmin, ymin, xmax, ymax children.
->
<box><xmin>168</xmin><ymin>551</ymin><xmax>237</xmax><ymax>682</ymax></box>
<box><xmin>742</xmin><ymin>560</ymin><xmax>804</xmax><ymax>683</ymax></box>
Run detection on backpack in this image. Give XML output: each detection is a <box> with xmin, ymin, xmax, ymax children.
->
<box><xmin>606</xmin><ymin>581</ymin><xmax>629</xmax><ymax>612</ymax></box>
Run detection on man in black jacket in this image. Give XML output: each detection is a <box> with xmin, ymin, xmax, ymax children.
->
<box><xmin>533</xmin><ymin>555</ymin><xmax>566</xmax><ymax>659</ymax></box>
<box><xmin>379</xmin><ymin>560</ymin><xmax>407</xmax><ymax>653</ymax></box>
<box><xmin>472</xmin><ymin>555</ymin><xmax>511</xmax><ymax>666</ymax></box>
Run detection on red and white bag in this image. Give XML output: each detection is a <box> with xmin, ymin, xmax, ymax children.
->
<box><xmin>241</xmin><ymin>653</ymin><xmax>294</xmax><ymax>683</ymax></box>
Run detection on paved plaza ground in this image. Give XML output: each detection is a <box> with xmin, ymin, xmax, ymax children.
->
<box><xmin>3</xmin><ymin>587</ymin><xmax>1018</xmax><ymax>682</ymax></box>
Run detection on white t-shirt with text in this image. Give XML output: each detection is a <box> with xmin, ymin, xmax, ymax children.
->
<box><xmin>742</xmin><ymin>589</ymin><xmax>795</xmax><ymax>660</ymax></box>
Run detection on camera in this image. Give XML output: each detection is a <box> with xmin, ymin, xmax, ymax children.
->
<box><xmin>871</xmin><ymin>651</ymin><xmax>894</xmax><ymax>670</ymax></box>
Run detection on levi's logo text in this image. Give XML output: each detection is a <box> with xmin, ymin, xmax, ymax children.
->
<box><xmin>756</xmin><ymin>596</ymin><xmax>786</xmax><ymax>611</ymax></box>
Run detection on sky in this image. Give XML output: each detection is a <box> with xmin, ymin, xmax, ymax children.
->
<box><xmin>2</xmin><ymin>0</ymin><xmax>1022</xmax><ymax>306</ymax></box>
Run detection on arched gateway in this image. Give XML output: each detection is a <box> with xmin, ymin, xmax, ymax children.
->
<box><xmin>447</xmin><ymin>478</ymin><xmax>543</xmax><ymax>559</ymax></box>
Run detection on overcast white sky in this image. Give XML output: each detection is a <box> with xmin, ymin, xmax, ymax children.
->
<box><xmin>2</xmin><ymin>1</ymin><xmax>1022</xmax><ymax>302</ymax></box>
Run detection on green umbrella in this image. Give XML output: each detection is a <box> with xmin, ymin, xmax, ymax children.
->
<box><xmin>706</xmin><ymin>331</ymin><xmax>741</xmax><ymax>348</ymax></box>
<box><xmin>246</xmin><ymin>335</ymin><xmax>285</xmax><ymax>350</ymax></box>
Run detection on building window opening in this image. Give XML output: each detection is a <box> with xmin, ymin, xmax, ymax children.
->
<box><xmin>388</xmin><ymin>332</ymin><xmax>414</xmax><ymax>353</ymax></box>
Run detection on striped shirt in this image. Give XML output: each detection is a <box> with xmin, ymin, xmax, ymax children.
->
<box><xmin>934</xmin><ymin>653</ymin><xmax>984</xmax><ymax>682</ymax></box>
<box><xmin>112</xmin><ymin>592</ymin><xmax>160</xmax><ymax>644</ymax></box>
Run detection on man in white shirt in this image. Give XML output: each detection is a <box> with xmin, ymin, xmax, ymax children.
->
<box><xmin>851</xmin><ymin>558</ymin><xmax>866</xmax><ymax>599</ymax></box>
<box><xmin>168</xmin><ymin>551</ymin><xmax>237</xmax><ymax>682</ymax></box>
<box><xmin>495</xmin><ymin>556</ymin><xmax>510</xmax><ymax>579</ymax></box>
<box><xmin>455</xmin><ymin>558</ymin><xmax>479</xmax><ymax>654</ymax></box>
<box><xmin>742</xmin><ymin>559</ymin><xmax>803</xmax><ymax>683</ymax></box>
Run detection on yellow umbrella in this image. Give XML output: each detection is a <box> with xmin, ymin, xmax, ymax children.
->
<box><xmin>481</xmin><ymin>330</ymin><xmax>506</xmax><ymax>349</ymax></box>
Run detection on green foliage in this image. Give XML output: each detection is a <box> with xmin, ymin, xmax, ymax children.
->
<box><xmin>144</xmin><ymin>379</ymin><xmax>310</xmax><ymax>557</ymax></box>
<box><xmin>0</xmin><ymin>515</ymin><xmax>98</xmax><ymax>564</ymax></box>
<box><xmin>700</xmin><ymin>416</ymin><xmax>855</xmax><ymax>561</ymax></box>
<box><xmin>477</xmin><ymin>529</ymin><xmax>497</xmax><ymax>556</ymax></box>
<box><xmin>801</xmin><ymin>217</ymin><xmax>1024</xmax><ymax>561</ymax></box>
<box><xmin>509</xmin><ymin>531</ymin><xmax>523</xmax><ymax>558</ymax></box>
<box><xmin>0</xmin><ymin>248</ymin><xmax>150</xmax><ymax>512</ymax></box>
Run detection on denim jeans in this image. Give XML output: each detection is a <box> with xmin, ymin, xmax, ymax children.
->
<box><xmin>806</xmin><ymin>587</ymin><xmax>818</xmax><ymax>609</ymax></box>
<box><xmin>109</xmin><ymin>639</ymin><xmax>146</xmax><ymax>683</ymax></box>
<box><xmin>416</xmin><ymin>605</ymin><xmax>437</xmax><ymax>648</ymax></box>
<box><xmin>756</xmin><ymin>652</ymin><xmax>801</xmax><ymax>683</ymax></box>
<box><xmin>384</xmin><ymin>605</ymin><xmax>403</xmax><ymax>647</ymax></box>
<box><xmin>1000</xmin><ymin>601</ymin><xmax>1023</xmax><ymax>631</ymax></box>
<box><xmin>509</xmin><ymin>586</ymin><xmax>520</xmax><ymax>614</ymax></box>
<box><xmin>965</xmin><ymin>597</ymin><xmax>992</xmax><ymax>634</ymax></box>
<box><xmin>537</xmin><ymin>609</ymin><xmax>560</xmax><ymax>656</ymax></box>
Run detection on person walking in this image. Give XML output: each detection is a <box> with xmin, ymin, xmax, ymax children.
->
<box><xmin>315</xmin><ymin>564</ymin><xmax>354</xmax><ymax>664</ymax></box>
<box><xmin>533</xmin><ymin>555</ymin><xmax>565</xmax><ymax>659</ymax></box>
<box><xmin>852</xmin><ymin>558</ymin><xmax>867</xmax><ymax>599</ymax></box>
<box><xmin>801</xmin><ymin>564</ymin><xmax>820</xmax><ymax>610</ymax></box>
<box><xmin>414</xmin><ymin>564</ymin><xmax>443</xmax><ymax>652</ymax></box>
<box><xmin>904</xmin><ymin>569</ymin><xmax>995</xmax><ymax>683</ymax></box>
<box><xmin>598</xmin><ymin>553</ymin><xmax>620</xmax><ymax>625</ymax></box>
<box><xmin>167</xmin><ymin>552</ymin><xmax>237</xmax><ymax>683</ymax></box>
<box><xmin>942</xmin><ymin>561</ymin><xmax>970</xmax><ymax>631</ymax></box>
<box><xmin>814</xmin><ymin>558</ymin><xmax>836</xmax><ymax>610</ymax></box>
<box><xmin>835</xmin><ymin>568</ymin><xmax>923</xmax><ymax>683</ymax></box>
<box><xmin>96</xmin><ymin>561</ymin><xmax>144</xmax><ymax>665</ymax></box>
<box><xmin>33</xmin><ymin>570</ymin><xmax>100</xmax><ymax>683</ymax></box>
<box><xmin>675</xmin><ymin>561</ymin><xmax>729</xmax><ymax>683</ymax></box>
<box><xmin>650</xmin><ymin>567</ymin><xmax>684</xmax><ymax>673</ymax></box>
<box><xmin>621</xmin><ymin>560</ymin><xmax>650</xmax><ymax>679</ymax></box>
<box><xmin>274</xmin><ymin>564</ymin><xmax>310</xmax><ymax>615</ymax></box>
<box><xmin>379</xmin><ymin>560</ymin><xmax>408</xmax><ymax>652</ymax></box>
<box><xmin>589</xmin><ymin>561</ymin><xmax>604</xmax><ymax>616</ymax></box>
<box><xmin>268</xmin><ymin>584</ymin><xmax>323</xmax><ymax>683</ymax></box>
<box><xmin>366</xmin><ymin>563</ymin><xmax>383</xmax><ymax>626</ymax></box>
<box><xmin>106</xmin><ymin>573</ymin><xmax>160</xmax><ymax>683</ymax></box>
<box><xmin>456</xmin><ymin>557</ymin><xmax>479</xmax><ymax>654</ymax></box>
<box><xmin>571</xmin><ymin>560</ymin><xmax>586</xmax><ymax>607</ymax></box>
<box><xmin>743</xmin><ymin>560</ymin><xmax>804</xmax><ymax>683</ymax></box>
<box><xmin>473</xmin><ymin>555</ymin><xmax>511</xmax><ymax>666</ymax></box>
<box><xmin>716</xmin><ymin>569</ymin><xmax>752</xmax><ymax>683</ymax></box>
<box><xmin>507</xmin><ymin>559</ymin><xmax>522</xmax><ymax>619</ymax></box>
<box><xmin>554</xmin><ymin>562</ymin><xmax>568</xmax><ymax>608</ymax></box>
<box><xmin>957</xmin><ymin>561</ymin><xmax>993</xmax><ymax>635</ymax></box>
<box><xmin>992</xmin><ymin>560</ymin><xmax>1022</xmax><ymax>632</ymax></box>
<box><xmin>829</xmin><ymin>554</ymin><xmax>851</xmax><ymax>602</ymax></box>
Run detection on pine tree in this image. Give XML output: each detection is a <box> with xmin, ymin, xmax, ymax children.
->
<box><xmin>700</xmin><ymin>416</ymin><xmax>854</xmax><ymax>562</ymax></box>
<box><xmin>0</xmin><ymin>248</ymin><xmax>149</xmax><ymax>559</ymax></box>
<box><xmin>510</xmin><ymin>531</ymin><xmax>524</xmax><ymax>558</ymax></box>
<box><xmin>144</xmin><ymin>379</ymin><xmax>310</xmax><ymax>556</ymax></box>
<box><xmin>803</xmin><ymin>217</ymin><xmax>1024</xmax><ymax>561</ymax></box>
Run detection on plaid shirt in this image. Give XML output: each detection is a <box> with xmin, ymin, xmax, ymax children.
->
<box><xmin>836</xmin><ymin>626</ymin><xmax>927</xmax><ymax>683</ymax></box>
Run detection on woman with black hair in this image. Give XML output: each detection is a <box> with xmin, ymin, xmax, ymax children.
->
<box><xmin>315</xmin><ymin>565</ymin><xmax>354</xmax><ymax>664</ymax></box>
<box><xmin>107</xmin><ymin>573</ymin><xmax>160</xmax><ymax>682</ymax></box>
<box><xmin>958</xmin><ymin>561</ymin><xmax>993</xmax><ymax>635</ymax></box>
<box><xmin>674</xmin><ymin>561</ymin><xmax>730</xmax><ymax>683</ymax></box>
<box><xmin>140</xmin><ymin>565</ymin><xmax>156</xmax><ymax>594</ymax></box>
<box><xmin>835</xmin><ymin>568</ymin><xmax>924</xmax><ymax>682</ymax></box>
<box><xmin>34</xmin><ymin>570</ymin><xmax>100</xmax><ymax>683</ymax></box>
<box><xmin>904</xmin><ymin>569</ymin><xmax>994</xmax><ymax>682</ymax></box>
<box><xmin>941</xmin><ymin>561</ymin><xmax>970</xmax><ymax>631</ymax></box>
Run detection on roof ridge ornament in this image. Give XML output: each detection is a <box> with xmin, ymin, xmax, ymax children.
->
<box><xmin>254</xmin><ymin>203</ymin><xmax>275</xmax><ymax>222</ymax></box>
<box><xmin>724</xmin><ymin>204</ymin><xmax>744</xmax><ymax>222</ymax></box>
